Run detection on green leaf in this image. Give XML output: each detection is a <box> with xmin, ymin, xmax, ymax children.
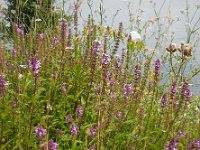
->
<box><xmin>137</xmin><ymin>41</ymin><xmax>145</xmax><ymax>51</ymax></box>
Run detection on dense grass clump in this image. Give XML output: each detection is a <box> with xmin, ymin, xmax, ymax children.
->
<box><xmin>0</xmin><ymin>1</ymin><xmax>200</xmax><ymax>150</ymax></box>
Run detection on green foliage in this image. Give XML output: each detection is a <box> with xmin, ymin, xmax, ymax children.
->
<box><xmin>0</xmin><ymin>0</ymin><xmax>200</xmax><ymax>150</ymax></box>
<box><xmin>6</xmin><ymin>0</ymin><xmax>55</xmax><ymax>33</ymax></box>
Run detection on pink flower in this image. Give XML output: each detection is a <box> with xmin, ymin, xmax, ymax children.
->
<box><xmin>29</xmin><ymin>55</ymin><xmax>41</xmax><ymax>77</ymax></box>
<box><xmin>34</xmin><ymin>125</ymin><xmax>47</xmax><ymax>139</ymax></box>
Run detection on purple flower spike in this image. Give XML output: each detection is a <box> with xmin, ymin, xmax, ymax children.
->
<box><xmin>171</xmin><ymin>82</ymin><xmax>178</xmax><ymax>99</ymax></box>
<box><xmin>134</xmin><ymin>65</ymin><xmax>141</xmax><ymax>80</ymax></box>
<box><xmin>177</xmin><ymin>131</ymin><xmax>186</xmax><ymax>138</ymax></box>
<box><xmin>171</xmin><ymin>82</ymin><xmax>178</xmax><ymax>96</ymax></box>
<box><xmin>91</xmin><ymin>40</ymin><xmax>102</xmax><ymax>56</ymax></box>
<box><xmin>193</xmin><ymin>139</ymin><xmax>200</xmax><ymax>148</ymax></box>
<box><xmin>165</xmin><ymin>137</ymin><xmax>179</xmax><ymax>150</ymax></box>
<box><xmin>188</xmin><ymin>138</ymin><xmax>200</xmax><ymax>149</ymax></box>
<box><xmin>109</xmin><ymin>76</ymin><xmax>116</xmax><ymax>91</ymax></box>
<box><xmin>36</xmin><ymin>33</ymin><xmax>46</xmax><ymax>39</ymax></box>
<box><xmin>170</xmin><ymin>82</ymin><xmax>178</xmax><ymax>106</ymax></box>
<box><xmin>48</xmin><ymin>140</ymin><xmax>58</xmax><ymax>150</ymax></box>
<box><xmin>181</xmin><ymin>82</ymin><xmax>192</xmax><ymax>98</ymax></box>
<box><xmin>65</xmin><ymin>114</ymin><xmax>73</xmax><ymax>123</ymax></box>
<box><xmin>55</xmin><ymin>128</ymin><xmax>63</xmax><ymax>135</ymax></box>
<box><xmin>52</xmin><ymin>37</ymin><xmax>59</xmax><ymax>49</ymax></box>
<box><xmin>155</xmin><ymin>58</ymin><xmax>161</xmax><ymax>69</ymax></box>
<box><xmin>87</xmin><ymin>145</ymin><xmax>95</xmax><ymax>150</ymax></box>
<box><xmin>61</xmin><ymin>83</ymin><xmax>67</xmax><ymax>93</ymax></box>
<box><xmin>0</xmin><ymin>75</ymin><xmax>8</xmax><ymax>91</ymax></box>
<box><xmin>154</xmin><ymin>58</ymin><xmax>161</xmax><ymax>79</ymax></box>
<box><xmin>160</xmin><ymin>93</ymin><xmax>168</xmax><ymax>109</ymax></box>
<box><xmin>34</xmin><ymin>125</ymin><xmax>47</xmax><ymax>139</ymax></box>
<box><xmin>76</xmin><ymin>105</ymin><xmax>83</xmax><ymax>117</ymax></box>
<box><xmin>16</xmin><ymin>25</ymin><xmax>24</xmax><ymax>36</ymax></box>
<box><xmin>12</xmin><ymin>49</ymin><xmax>17</xmax><ymax>58</ymax></box>
<box><xmin>116</xmin><ymin>111</ymin><xmax>123</xmax><ymax>119</ymax></box>
<box><xmin>10</xmin><ymin>99</ymin><xmax>17</xmax><ymax>109</ymax></box>
<box><xmin>60</xmin><ymin>21</ymin><xmax>67</xmax><ymax>32</ymax></box>
<box><xmin>29</xmin><ymin>55</ymin><xmax>41</xmax><ymax>77</ymax></box>
<box><xmin>102</xmin><ymin>53</ymin><xmax>111</xmax><ymax>65</ymax></box>
<box><xmin>89</xmin><ymin>126</ymin><xmax>98</xmax><ymax>137</ymax></box>
<box><xmin>70</xmin><ymin>124</ymin><xmax>78</xmax><ymax>135</ymax></box>
<box><xmin>115</xmin><ymin>57</ymin><xmax>121</xmax><ymax>68</ymax></box>
<box><xmin>123</xmin><ymin>83</ymin><xmax>133</xmax><ymax>98</ymax></box>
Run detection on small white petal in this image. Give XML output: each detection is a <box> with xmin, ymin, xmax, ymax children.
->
<box><xmin>130</xmin><ymin>31</ymin><xmax>141</xmax><ymax>42</ymax></box>
<box><xmin>35</xmin><ymin>18</ymin><xmax>42</xmax><ymax>22</ymax></box>
<box><xmin>19</xmin><ymin>64</ymin><xmax>27</xmax><ymax>68</ymax></box>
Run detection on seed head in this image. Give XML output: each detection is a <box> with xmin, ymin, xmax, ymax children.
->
<box><xmin>178</xmin><ymin>42</ymin><xmax>192</xmax><ymax>57</ymax></box>
<box><xmin>166</xmin><ymin>43</ymin><xmax>177</xmax><ymax>53</ymax></box>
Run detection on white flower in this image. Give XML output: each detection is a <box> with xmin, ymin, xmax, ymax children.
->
<box><xmin>5</xmin><ymin>22</ymin><xmax>11</xmax><ymax>27</ymax></box>
<box><xmin>35</xmin><ymin>18</ymin><xmax>42</xmax><ymax>22</ymax></box>
<box><xmin>18</xmin><ymin>73</ymin><xmax>23</xmax><ymax>80</ymax></box>
<box><xmin>58</xmin><ymin>18</ymin><xmax>66</xmax><ymax>22</ymax></box>
<box><xmin>52</xmin><ymin>5</ymin><xmax>59</xmax><ymax>13</ymax></box>
<box><xmin>65</xmin><ymin>46</ymin><xmax>74</xmax><ymax>50</ymax></box>
<box><xmin>47</xmin><ymin>103</ymin><xmax>52</xmax><ymax>110</ymax></box>
<box><xmin>11</xmin><ymin>10</ymin><xmax>16</xmax><ymax>14</ymax></box>
<box><xmin>19</xmin><ymin>64</ymin><xmax>27</xmax><ymax>68</ymax></box>
<box><xmin>130</xmin><ymin>31</ymin><xmax>141</xmax><ymax>42</ymax></box>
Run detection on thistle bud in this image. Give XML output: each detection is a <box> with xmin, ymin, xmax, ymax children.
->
<box><xmin>166</xmin><ymin>43</ymin><xmax>177</xmax><ymax>53</ymax></box>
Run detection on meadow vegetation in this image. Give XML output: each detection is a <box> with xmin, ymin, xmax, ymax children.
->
<box><xmin>0</xmin><ymin>0</ymin><xmax>200</xmax><ymax>149</ymax></box>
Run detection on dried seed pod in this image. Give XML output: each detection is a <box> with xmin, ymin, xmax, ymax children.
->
<box><xmin>166</xmin><ymin>43</ymin><xmax>177</xmax><ymax>53</ymax></box>
<box><xmin>178</xmin><ymin>42</ymin><xmax>192</xmax><ymax>56</ymax></box>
